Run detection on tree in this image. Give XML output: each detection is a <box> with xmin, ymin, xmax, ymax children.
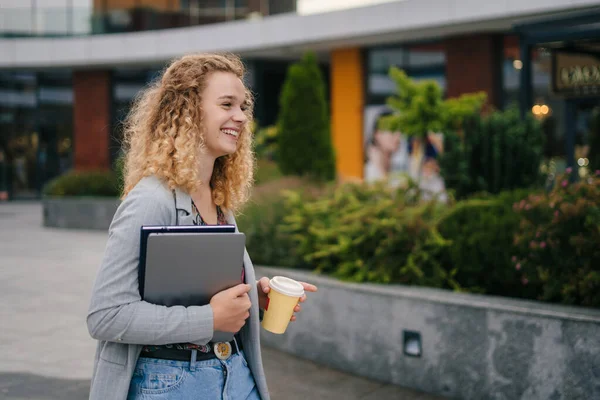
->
<box><xmin>277</xmin><ymin>52</ymin><xmax>336</xmax><ymax>181</ymax></box>
<box><xmin>379</xmin><ymin>67</ymin><xmax>487</xmax><ymax>138</ymax></box>
<box><xmin>379</xmin><ymin>67</ymin><xmax>486</xmax><ymax>180</ymax></box>
<box><xmin>439</xmin><ymin>107</ymin><xmax>545</xmax><ymax>199</ymax></box>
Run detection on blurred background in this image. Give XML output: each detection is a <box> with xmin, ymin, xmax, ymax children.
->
<box><xmin>1</xmin><ymin>1</ymin><xmax>599</xmax><ymax>399</ymax></box>
<box><xmin>1</xmin><ymin>0</ymin><xmax>599</xmax><ymax>199</ymax></box>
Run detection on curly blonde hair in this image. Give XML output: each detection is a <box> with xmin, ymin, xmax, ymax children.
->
<box><xmin>121</xmin><ymin>53</ymin><xmax>255</xmax><ymax>214</ymax></box>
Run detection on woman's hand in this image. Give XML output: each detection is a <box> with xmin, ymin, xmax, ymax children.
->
<box><xmin>210</xmin><ymin>283</ymin><xmax>252</xmax><ymax>333</ymax></box>
<box><xmin>257</xmin><ymin>277</ymin><xmax>318</xmax><ymax>322</ymax></box>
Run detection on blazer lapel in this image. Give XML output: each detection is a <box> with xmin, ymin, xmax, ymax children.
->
<box><xmin>173</xmin><ymin>187</ymin><xmax>193</xmax><ymax>226</ymax></box>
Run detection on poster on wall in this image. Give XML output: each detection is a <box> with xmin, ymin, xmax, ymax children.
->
<box><xmin>363</xmin><ymin>105</ymin><xmax>447</xmax><ymax>201</ymax></box>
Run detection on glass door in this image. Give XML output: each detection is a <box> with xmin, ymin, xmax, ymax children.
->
<box><xmin>572</xmin><ymin>97</ymin><xmax>600</xmax><ymax>178</ymax></box>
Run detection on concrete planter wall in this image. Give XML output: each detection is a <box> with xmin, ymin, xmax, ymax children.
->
<box><xmin>43</xmin><ymin>197</ymin><xmax>120</xmax><ymax>230</ymax></box>
<box><xmin>256</xmin><ymin>266</ymin><xmax>600</xmax><ymax>400</ymax></box>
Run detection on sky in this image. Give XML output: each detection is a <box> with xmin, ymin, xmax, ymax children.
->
<box><xmin>297</xmin><ymin>0</ymin><xmax>400</xmax><ymax>15</ymax></box>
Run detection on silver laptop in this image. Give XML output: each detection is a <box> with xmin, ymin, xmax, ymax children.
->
<box><xmin>140</xmin><ymin>227</ymin><xmax>246</xmax><ymax>342</ymax></box>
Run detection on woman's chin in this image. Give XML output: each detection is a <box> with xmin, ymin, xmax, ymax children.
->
<box><xmin>220</xmin><ymin>145</ymin><xmax>238</xmax><ymax>157</ymax></box>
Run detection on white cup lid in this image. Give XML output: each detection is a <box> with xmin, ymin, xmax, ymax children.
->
<box><xmin>269</xmin><ymin>276</ymin><xmax>305</xmax><ymax>297</ymax></box>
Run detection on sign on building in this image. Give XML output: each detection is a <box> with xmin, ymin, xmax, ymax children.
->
<box><xmin>552</xmin><ymin>50</ymin><xmax>600</xmax><ymax>97</ymax></box>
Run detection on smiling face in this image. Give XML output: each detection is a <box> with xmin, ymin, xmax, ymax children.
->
<box><xmin>374</xmin><ymin>129</ymin><xmax>401</xmax><ymax>154</ymax></box>
<box><xmin>200</xmin><ymin>71</ymin><xmax>249</xmax><ymax>159</ymax></box>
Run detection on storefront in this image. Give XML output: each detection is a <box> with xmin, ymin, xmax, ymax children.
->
<box><xmin>0</xmin><ymin>70</ymin><xmax>73</xmax><ymax>200</ymax></box>
<box><xmin>0</xmin><ymin>59</ymin><xmax>290</xmax><ymax>200</ymax></box>
<box><xmin>516</xmin><ymin>9</ymin><xmax>600</xmax><ymax>179</ymax></box>
<box><xmin>3</xmin><ymin>8</ymin><xmax>598</xmax><ymax>200</ymax></box>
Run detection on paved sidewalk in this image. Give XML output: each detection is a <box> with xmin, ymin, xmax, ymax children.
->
<box><xmin>0</xmin><ymin>202</ymin><xmax>445</xmax><ymax>400</ymax></box>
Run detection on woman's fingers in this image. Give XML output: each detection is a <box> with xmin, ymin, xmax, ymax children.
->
<box><xmin>290</xmin><ymin>281</ymin><xmax>315</xmax><ymax>322</ymax></box>
<box><xmin>258</xmin><ymin>277</ymin><xmax>270</xmax><ymax>293</ymax></box>
<box><xmin>300</xmin><ymin>282</ymin><xmax>318</xmax><ymax>292</ymax></box>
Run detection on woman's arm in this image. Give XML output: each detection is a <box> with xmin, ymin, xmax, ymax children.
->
<box><xmin>86</xmin><ymin>181</ymin><xmax>214</xmax><ymax>345</ymax></box>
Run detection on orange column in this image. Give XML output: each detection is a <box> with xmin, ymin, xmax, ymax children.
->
<box><xmin>331</xmin><ymin>48</ymin><xmax>365</xmax><ymax>181</ymax></box>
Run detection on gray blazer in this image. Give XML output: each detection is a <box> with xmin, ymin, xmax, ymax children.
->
<box><xmin>87</xmin><ymin>176</ymin><xmax>269</xmax><ymax>400</ymax></box>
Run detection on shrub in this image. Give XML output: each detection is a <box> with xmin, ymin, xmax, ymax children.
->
<box><xmin>254</xmin><ymin>124</ymin><xmax>279</xmax><ymax>161</ymax></box>
<box><xmin>513</xmin><ymin>171</ymin><xmax>600</xmax><ymax>307</ymax></box>
<box><xmin>380</xmin><ymin>67</ymin><xmax>486</xmax><ymax>138</ymax></box>
<box><xmin>238</xmin><ymin>177</ymin><xmax>323</xmax><ymax>267</ymax></box>
<box><xmin>379</xmin><ymin>67</ymin><xmax>485</xmax><ymax>186</ymax></box>
<box><xmin>277</xmin><ymin>52</ymin><xmax>336</xmax><ymax>181</ymax></box>
<box><xmin>281</xmin><ymin>181</ymin><xmax>460</xmax><ymax>289</ymax></box>
<box><xmin>440</xmin><ymin>107</ymin><xmax>545</xmax><ymax>199</ymax></box>
<box><xmin>241</xmin><ymin>172</ymin><xmax>599</xmax><ymax>308</ymax></box>
<box><xmin>43</xmin><ymin>170</ymin><xmax>120</xmax><ymax>197</ymax></box>
<box><xmin>254</xmin><ymin>159</ymin><xmax>283</xmax><ymax>186</ymax></box>
<box><xmin>436</xmin><ymin>189</ymin><xmax>534</xmax><ymax>296</ymax></box>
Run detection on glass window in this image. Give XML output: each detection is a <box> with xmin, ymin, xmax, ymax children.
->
<box><xmin>0</xmin><ymin>69</ymin><xmax>75</xmax><ymax>199</ymax></box>
<box><xmin>38</xmin><ymin>70</ymin><xmax>74</xmax><ymax>180</ymax></box>
<box><xmin>111</xmin><ymin>66</ymin><xmax>162</xmax><ymax>163</ymax></box>
<box><xmin>369</xmin><ymin>48</ymin><xmax>405</xmax><ymax>74</ymax></box>
<box><xmin>501</xmin><ymin>36</ymin><xmax>600</xmax><ymax>178</ymax></box>
<box><xmin>531</xmin><ymin>47</ymin><xmax>565</xmax><ymax>163</ymax></box>
<box><xmin>407</xmin><ymin>49</ymin><xmax>445</xmax><ymax>68</ymax></box>
<box><xmin>0</xmin><ymin>0</ymin><xmax>293</xmax><ymax>37</ymax></box>
<box><xmin>367</xmin><ymin>42</ymin><xmax>446</xmax><ymax>102</ymax></box>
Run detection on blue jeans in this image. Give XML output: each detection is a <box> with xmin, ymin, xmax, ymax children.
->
<box><xmin>127</xmin><ymin>350</ymin><xmax>260</xmax><ymax>400</ymax></box>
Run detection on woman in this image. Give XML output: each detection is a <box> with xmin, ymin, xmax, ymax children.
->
<box><xmin>87</xmin><ymin>53</ymin><xmax>317</xmax><ymax>400</ymax></box>
<box><xmin>364</xmin><ymin>109</ymin><xmax>406</xmax><ymax>183</ymax></box>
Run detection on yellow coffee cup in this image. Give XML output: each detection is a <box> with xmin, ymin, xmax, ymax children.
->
<box><xmin>261</xmin><ymin>276</ymin><xmax>305</xmax><ymax>334</ymax></box>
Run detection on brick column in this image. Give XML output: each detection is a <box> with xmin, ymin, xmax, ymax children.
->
<box><xmin>445</xmin><ymin>34</ymin><xmax>503</xmax><ymax>108</ymax></box>
<box><xmin>248</xmin><ymin>0</ymin><xmax>264</xmax><ymax>14</ymax></box>
<box><xmin>73</xmin><ymin>70</ymin><xmax>112</xmax><ymax>171</ymax></box>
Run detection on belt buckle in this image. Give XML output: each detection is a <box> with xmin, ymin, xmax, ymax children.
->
<box><xmin>213</xmin><ymin>342</ymin><xmax>233</xmax><ymax>360</ymax></box>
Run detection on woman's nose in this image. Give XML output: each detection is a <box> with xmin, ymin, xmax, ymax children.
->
<box><xmin>233</xmin><ymin>107</ymin><xmax>248</xmax><ymax>124</ymax></box>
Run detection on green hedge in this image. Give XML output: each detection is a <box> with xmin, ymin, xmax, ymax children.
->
<box><xmin>241</xmin><ymin>177</ymin><xmax>600</xmax><ymax>308</ymax></box>
<box><xmin>437</xmin><ymin>190</ymin><xmax>532</xmax><ymax>297</ymax></box>
<box><xmin>237</xmin><ymin>177</ymin><xmax>325</xmax><ymax>268</ymax></box>
<box><xmin>513</xmin><ymin>171</ymin><xmax>600</xmax><ymax>307</ymax></box>
<box><xmin>43</xmin><ymin>156</ymin><xmax>124</xmax><ymax>198</ymax></box>
<box><xmin>43</xmin><ymin>170</ymin><xmax>120</xmax><ymax>197</ymax></box>
<box><xmin>254</xmin><ymin>159</ymin><xmax>283</xmax><ymax>186</ymax></box>
<box><xmin>440</xmin><ymin>107</ymin><xmax>544</xmax><ymax>199</ymax></box>
<box><xmin>280</xmin><ymin>181</ymin><xmax>459</xmax><ymax>288</ymax></box>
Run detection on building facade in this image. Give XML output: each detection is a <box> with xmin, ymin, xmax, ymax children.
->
<box><xmin>0</xmin><ymin>0</ymin><xmax>599</xmax><ymax>199</ymax></box>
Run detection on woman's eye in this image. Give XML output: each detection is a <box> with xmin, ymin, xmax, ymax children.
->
<box><xmin>222</xmin><ymin>103</ymin><xmax>231</xmax><ymax>108</ymax></box>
